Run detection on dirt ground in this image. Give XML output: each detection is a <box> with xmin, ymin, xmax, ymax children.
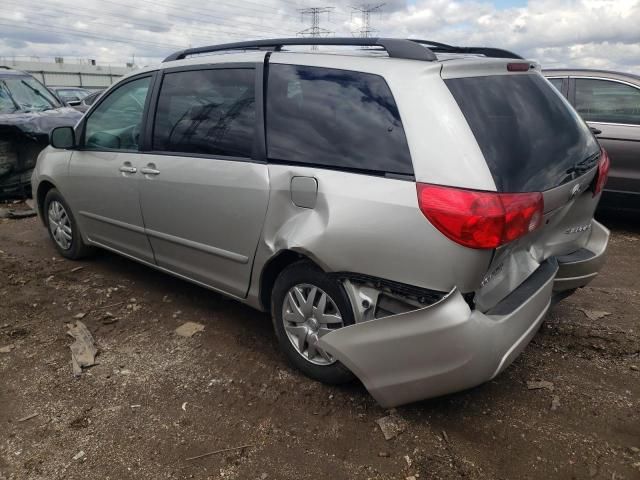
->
<box><xmin>0</xmin><ymin>204</ymin><xmax>639</xmax><ymax>480</ymax></box>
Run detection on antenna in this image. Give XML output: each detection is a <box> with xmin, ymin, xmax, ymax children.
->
<box><xmin>351</xmin><ymin>3</ymin><xmax>385</xmax><ymax>38</ymax></box>
<box><xmin>298</xmin><ymin>7</ymin><xmax>334</xmax><ymax>50</ymax></box>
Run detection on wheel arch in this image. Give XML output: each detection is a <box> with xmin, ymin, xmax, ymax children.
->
<box><xmin>259</xmin><ymin>249</ymin><xmax>324</xmax><ymax>313</ymax></box>
<box><xmin>36</xmin><ymin>180</ymin><xmax>57</xmax><ymax>226</ymax></box>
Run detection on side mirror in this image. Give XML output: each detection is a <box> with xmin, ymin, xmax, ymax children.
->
<box><xmin>50</xmin><ymin>126</ymin><xmax>76</xmax><ymax>149</ymax></box>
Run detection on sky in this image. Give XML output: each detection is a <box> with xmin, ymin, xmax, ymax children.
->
<box><xmin>0</xmin><ymin>0</ymin><xmax>639</xmax><ymax>73</ymax></box>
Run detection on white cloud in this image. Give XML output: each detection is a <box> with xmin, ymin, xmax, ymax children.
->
<box><xmin>0</xmin><ymin>0</ymin><xmax>638</xmax><ymax>73</ymax></box>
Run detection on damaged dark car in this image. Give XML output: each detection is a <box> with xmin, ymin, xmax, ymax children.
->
<box><xmin>0</xmin><ymin>68</ymin><xmax>82</xmax><ymax>198</ymax></box>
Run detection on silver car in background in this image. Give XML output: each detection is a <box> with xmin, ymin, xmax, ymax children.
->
<box><xmin>32</xmin><ymin>38</ymin><xmax>610</xmax><ymax>407</ymax></box>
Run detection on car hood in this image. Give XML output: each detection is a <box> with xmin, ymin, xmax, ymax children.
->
<box><xmin>0</xmin><ymin>107</ymin><xmax>82</xmax><ymax>139</ymax></box>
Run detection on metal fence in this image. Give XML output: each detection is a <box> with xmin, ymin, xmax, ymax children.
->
<box><xmin>0</xmin><ymin>58</ymin><xmax>136</xmax><ymax>88</ymax></box>
<box><xmin>26</xmin><ymin>70</ymin><xmax>122</xmax><ymax>88</ymax></box>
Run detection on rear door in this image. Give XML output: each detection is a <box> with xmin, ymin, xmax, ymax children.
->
<box><xmin>137</xmin><ymin>64</ymin><xmax>269</xmax><ymax>298</ymax></box>
<box><xmin>570</xmin><ymin>76</ymin><xmax>640</xmax><ymax>196</ymax></box>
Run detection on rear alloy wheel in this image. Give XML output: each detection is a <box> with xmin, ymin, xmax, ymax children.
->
<box><xmin>272</xmin><ymin>261</ymin><xmax>355</xmax><ymax>384</ymax></box>
<box><xmin>282</xmin><ymin>283</ymin><xmax>344</xmax><ymax>366</ymax></box>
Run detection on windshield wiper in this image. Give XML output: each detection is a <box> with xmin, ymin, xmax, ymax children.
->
<box><xmin>0</xmin><ymin>80</ymin><xmax>21</xmax><ymax>112</ymax></box>
<box><xmin>20</xmin><ymin>80</ymin><xmax>56</xmax><ymax>109</ymax></box>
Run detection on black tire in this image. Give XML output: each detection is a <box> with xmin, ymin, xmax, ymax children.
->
<box><xmin>43</xmin><ymin>188</ymin><xmax>95</xmax><ymax>260</ymax></box>
<box><xmin>271</xmin><ymin>260</ymin><xmax>355</xmax><ymax>385</ymax></box>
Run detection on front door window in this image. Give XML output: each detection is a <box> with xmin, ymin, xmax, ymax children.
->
<box><xmin>84</xmin><ymin>76</ymin><xmax>151</xmax><ymax>150</ymax></box>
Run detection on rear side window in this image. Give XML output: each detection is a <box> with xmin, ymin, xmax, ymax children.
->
<box><xmin>575</xmin><ymin>78</ymin><xmax>640</xmax><ymax>125</ymax></box>
<box><xmin>446</xmin><ymin>74</ymin><xmax>600</xmax><ymax>192</ymax></box>
<box><xmin>153</xmin><ymin>68</ymin><xmax>255</xmax><ymax>158</ymax></box>
<box><xmin>266</xmin><ymin>64</ymin><xmax>413</xmax><ymax>175</ymax></box>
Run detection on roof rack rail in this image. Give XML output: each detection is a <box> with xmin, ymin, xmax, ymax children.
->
<box><xmin>408</xmin><ymin>39</ymin><xmax>523</xmax><ymax>59</ymax></box>
<box><xmin>163</xmin><ymin>37</ymin><xmax>438</xmax><ymax>63</ymax></box>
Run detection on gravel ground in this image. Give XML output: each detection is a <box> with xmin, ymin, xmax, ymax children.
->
<box><xmin>0</xmin><ymin>206</ymin><xmax>639</xmax><ymax>480</ymax></box>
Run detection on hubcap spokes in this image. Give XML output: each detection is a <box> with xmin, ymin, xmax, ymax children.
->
<box><xmin>48</xmin><ymin>201</ymin><xmax>72</xmax><ymax>250</ymax></box>
<box><xmin>282</xmin><ymin>284</ymin><xmax>344</xmax><ymax>366</ymax></box>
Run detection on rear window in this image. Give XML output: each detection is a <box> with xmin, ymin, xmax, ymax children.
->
<box><xmin>266</xmin><ymin>64</ymin><xmax>413</xmax><ymax>175</ymax></box>
<box><xmin>445</xmin><ymin>74</ymin><xmax>600</xmax><ymax>192</ymax></box>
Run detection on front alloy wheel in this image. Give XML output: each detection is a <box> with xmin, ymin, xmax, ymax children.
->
<box><xmin>48</xmin><ymin>200</ymin><xmax>72</xmax><ymax>250</ymax></box>
<box><xmin>43</xmin><ymin>188</ymin><xmax>95</xmax><ymax>260</ymax></box>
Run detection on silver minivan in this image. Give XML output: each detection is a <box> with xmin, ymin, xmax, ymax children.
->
<box><xmin>33</xmin><ymin>38</ymin><xmax>610</xmax><ymax>407</ymax></box>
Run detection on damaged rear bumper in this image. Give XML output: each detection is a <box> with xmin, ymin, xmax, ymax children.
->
<box><xmin>553</xmin><ymin>220</ymin><xmax>609</xmax><ymax>291</ymax></box>
<box><xmin>318</xmin><ymin>221</ymin><xmax>610</xmax><ymax>408</ymax></box>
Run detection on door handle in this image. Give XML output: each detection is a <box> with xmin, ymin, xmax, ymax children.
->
<box><xmin>119</xmin><ymin>165</ymin><xmax>137</xmax><ymax>174</ymax></box>
<box><xmin>590</xmin><ymin>126</ymin><xmax>602</xmax><ymax>135</ymax></box>
<box><xmin>140</xmin><ymin>166</ymin><xmax>160</xmax><ymax>176</ymax></box>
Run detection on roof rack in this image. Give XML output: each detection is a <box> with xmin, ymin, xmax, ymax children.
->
<box><xmin>163</xmin><ymin>37</ymin><xmax>438</xmax><ymax>62</ymax></box>
<box><xmin>409</xmin><ymin>39</ymin><xmax>523</xmax><ymax>59</ymax></box>
<box><xmin>162</xmin><ymin>37</ymin><xmax>524</xmax><ymax>63</ymax></box>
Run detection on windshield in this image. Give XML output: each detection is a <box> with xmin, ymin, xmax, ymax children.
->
<box><xmin>57</xmin><ymin>89</ymin><xmax>90</xmax><ymax>102</ymax></box>
<box><xmin>0</xmin><ymin>76</ymin><xmax>61</xmax><ymax>113</ymax></box>
<box><xmin>445</xmin><ymin>73</ymin><xmax>600</xmax><ymax>192</ymax></box>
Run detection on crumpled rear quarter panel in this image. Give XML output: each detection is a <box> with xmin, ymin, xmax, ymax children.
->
<box><xmin>248</xmin><ymin>164</ymin><xmax>493</xmax><ymax>305</ymax></box>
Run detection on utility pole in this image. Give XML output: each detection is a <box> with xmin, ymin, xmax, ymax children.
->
<box><xmin>298</xmin><ymin>7</ymin><xmax>334</xmax><ymax>50</ymax></box>
<box><xmin>351</xmin><ymin>3</ymin><xmax>385</xmax><ymax>38</ymax></box>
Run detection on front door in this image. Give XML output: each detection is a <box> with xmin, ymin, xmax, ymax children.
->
<box><xmin>138</xmin><ymin>66</ymin><xmax>269</xmax><ymax>298</ymax></box>
<box><xmin>65</xmin><ymin>75</ymin><xmax>155</xmax><ymax>263</ymax></box>
<box><xmin>572</xmin><ymin>77</ymin><xmax>640</xmax><ymax>195</ymax></box>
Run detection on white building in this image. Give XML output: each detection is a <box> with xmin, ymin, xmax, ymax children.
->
<box><xmin>0</xmin><ymin>57</ymin><xmax>138</xmax><ymax>89</ymax></box>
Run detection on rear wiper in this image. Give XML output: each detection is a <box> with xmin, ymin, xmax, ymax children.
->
<box><xmin>565</xmin><ymin>152</ymin><xmax>600</xmax><ymax>176</ymax></box>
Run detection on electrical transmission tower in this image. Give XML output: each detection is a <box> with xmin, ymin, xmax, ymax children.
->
<box><xmin>351</xmin><ymin>3</ymin><xmax>385</xmax><ymax>38</ymax></box>
<box><xmin>298</xmin><ymin>7</ymin><xmax>334</xmax><ymax>50</ymax></box>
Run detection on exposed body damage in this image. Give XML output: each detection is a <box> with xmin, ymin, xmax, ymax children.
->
<box><xmin>319</xmin><ymin>219</ymin><xmax>608</xmax><ymax>407</ymax></box>
<box><xmin>0</xmin><ymin>69</ymin><xmax>82</xmax><ymax>198</ymax></box>
<box><xmin>0</xmin><ymin>108</ymin><xmax>81</xmax><ymax>197</ymax></box>
<box><xmin>249</xmin><ymin>164</ymin><xmax>610</xmax><ymax>407</ymax></box>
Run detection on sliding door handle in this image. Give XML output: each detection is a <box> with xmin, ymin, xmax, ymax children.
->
<box><xmin>119</xmin><ymin>165</ymin><xmax>137</xmax><ymax>174</ymax></box>
<box><xmin>140</xmin><ymin>167</ymin><xmax>160</xmax><ymax>176</ymax></box>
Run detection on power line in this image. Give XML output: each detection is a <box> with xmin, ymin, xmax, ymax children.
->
<box><xmin>351</xmin><ymin>3</ymin><xmax>385</xmax><ymax>38</ymax></box>
<box><xmin>97</xmin><ymin>0</ymin><xmax>292</xmax><ymax>36</ymax></box>
<box><xmin>0</xmin><ymin>20</ymin><xmax>185</xmax><ymax>51</ymax></box>
<box><xmin>7</xmin><ymin>1</ymin><xmax>283</xmax><ymax>43</ymax></box>
<box><xmin>1</xmin><ymin>1</ymin><xmax>304</xmax><ymax>64</ymax></box>
<box><xmin>298</xmin><ymin>7</ymin><xmax>334</xmax><ymax>50</ymax></box>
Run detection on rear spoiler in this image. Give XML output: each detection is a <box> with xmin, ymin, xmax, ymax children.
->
<box><xmin>440</xmin><ymin>59</ymin><xmax>541</xmax><ymax>79</ymax></box>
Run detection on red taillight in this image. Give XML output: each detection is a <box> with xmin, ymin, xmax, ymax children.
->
<box><xmin>593</xmin><ymin>148</ymin><xmax>610</xmax><ymax>196</ymax></box>
<box><xmin>416</xmin><ymin>183</ymin><xmax>544</xmax><ymax>249</ymax></box>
